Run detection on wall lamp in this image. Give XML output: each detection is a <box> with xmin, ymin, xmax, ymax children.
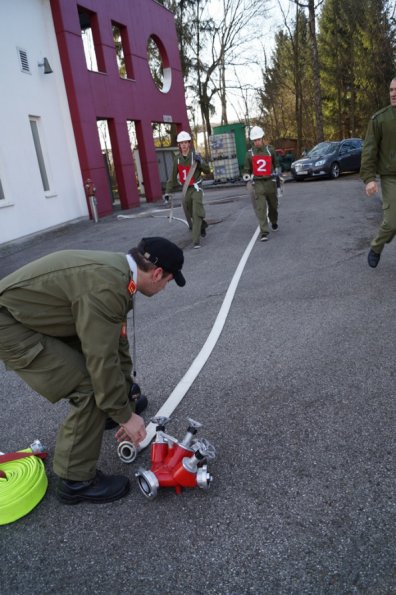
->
<box><xmin>38</xmin><ymin>57</ymin><xmax>53</xmax><ymax>74</ymax></box>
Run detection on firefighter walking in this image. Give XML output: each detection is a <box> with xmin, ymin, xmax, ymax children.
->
<box><xmin>243</xmin><ymin>126</ymin><xmax>279</xmax><ymax>241</ymax></box>
<box><xmin>164</xmin><ymin>131</ymin><xmax>211</xmax><ymax>249</ymax></box>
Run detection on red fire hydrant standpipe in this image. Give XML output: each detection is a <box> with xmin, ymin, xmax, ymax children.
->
<box><xmin>119</xmin><ymin>418</ymin><xmax>216</xmax><ymax>499</ymax></box>
<box><xmin>84</xmin><ymin>178</ymin><xmax>99</xmax><ymax>223</ymax></box>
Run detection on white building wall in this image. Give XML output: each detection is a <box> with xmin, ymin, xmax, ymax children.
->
<box><xmin>0</xmin><ymin>0</ymin><xmax>88</xmax><ymax>246</ymax></box>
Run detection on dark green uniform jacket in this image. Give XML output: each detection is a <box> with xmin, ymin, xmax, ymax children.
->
<box><xmin>243</xmin><ymin>144</ymin><xmax>278</xmax><ymax>179</ymax></box>
<box><xmin>165</xmin><ymin>150</ymin><xmax>211</xmax><ymax>193</ymax></box>
<box><xmin>0</xmin><ymin>250</ymin><xmax>134</xmax><ymax>423</ymax></box>
<box><xmin>360</xmin><ymin>105</ymin><xmax>396</xmax><ymax>184</ymax></box>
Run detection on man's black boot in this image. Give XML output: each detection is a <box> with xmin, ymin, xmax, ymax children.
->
<box><xmin>201</xmin><ymin>220</ymin><xmax>208</xmax><ymax>237</ymax></box>
<box><xmin>56</xmin><ymin>470</ymin><xmax>130</xmax><ymax>504</ymax></box>
<box><xmin>368</xmin><ymin>249</ymin><xmax>381</xmax><ymax>268</ymax></box>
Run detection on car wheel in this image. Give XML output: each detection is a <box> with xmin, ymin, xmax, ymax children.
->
<box><xmin>329</xmin><ymin>162</ymin><xmax>340</xmax><ymax>179</ymax></box>
<box><xmin>295</xmin><ymin>176</ymin><xmax>306</xmax><ymax>181</ymax></box>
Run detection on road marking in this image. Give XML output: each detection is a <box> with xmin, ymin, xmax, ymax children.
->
<box><xmin>138</xmin><ymin>226</ymin><xmax>260</xmax><ymax>450</ymax></box>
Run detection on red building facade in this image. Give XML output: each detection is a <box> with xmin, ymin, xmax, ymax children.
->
<box><xmin>50</xmin><ymin>0</ymin><xmax>189</xmax><ymax>217</ymax></box>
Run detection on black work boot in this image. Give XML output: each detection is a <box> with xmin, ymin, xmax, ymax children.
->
<box><xmin>56</xmin><ymin>470</ymin><xmax>130</xmax><ymax>504</ymax></box>
<box><xmin>201</xmin><ymin>219</ymin><xmax>208</xmax><ymax>237</ymax></box>
<box><xmin>367</xmin><ymin>249</ymin><xmax>381</xmax><ymax>268</ymax></box>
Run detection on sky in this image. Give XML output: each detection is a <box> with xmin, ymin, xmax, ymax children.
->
<box><xmin>194</xmin><ymin>0</ymin><xmax>293</xmax><ymax>124</ymax></box>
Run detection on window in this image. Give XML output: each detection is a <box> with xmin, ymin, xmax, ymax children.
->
<box><xmin>126</xmin><ymin>120</ymin><xmax>143</xmax><ymax>194</ymax></box>
<box><xmin>97</xmin><ymin>119</ymin><xmax>119</xmax><ymax>203</ymax></box>
<box><xmin>78</xmin><ymin>7</ymin><xmax>105</xmax><ymax>72</ymax></box>
<box><xmin>147</xmin><ymin>36</ymin><xmax>171</xmax><ymax>93</ymax></box>
<box><xmin>112</xmin><ymin>22</ymin><xmax>133</xmax><ymax>79</ymax></box>
<box><xmin>340</xmin><ymin>142</ymin><xmax>353</xmax><ymax>153</ymax></box>
<box><xmin>29</xmin><ymin>117</ymin><xmax>50</xmax><ymax>192</ymax></box>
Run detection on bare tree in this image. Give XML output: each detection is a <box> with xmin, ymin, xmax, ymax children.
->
<box><xmin>183</xmin><ymin>0</ymin><xmax>269</xmax><ymax>149</ymax></box>
<box><xmin>290</xmin><ymin>0</ymin><xmax>325</xmax><ymax>142</ymax></box>
<box><xmin>231</xmin><ymin>67</ymin><xmax>259</xmax><ymax>129</ymax></box>
<box><xmin>164</xmin><ymin>0</ymin><xmax>269</xmax><ymax>149</ymax></box>
<box><xmin>210</xmin><ymin>0</ymin><xmax>269</xmax><ymax>126</ymax></box>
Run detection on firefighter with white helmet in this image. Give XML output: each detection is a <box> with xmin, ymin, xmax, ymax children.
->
<box><xmin>243</xmin><ymin>126</ymin><xmax>279</xmax><ymax>241</ymax></box>
<box><xmin>176</xmin><ymin>131</ymin><xmax>192</xmax><ymax>143</ymax></box>
<box><xmin>164</xmin><ymin>130</ymin><xmax>211</xmax><ymax>249</ymax></box>
<box><xmin>249</xmin><ymin>126</ymin><xmax>265</xmax><ymax>141</ymax></box>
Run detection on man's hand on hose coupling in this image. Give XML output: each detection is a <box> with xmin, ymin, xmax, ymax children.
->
<box><xmin>115</xmin><ymin>413</ymin><xmax>147</xmax><ymax>445</ymax></box>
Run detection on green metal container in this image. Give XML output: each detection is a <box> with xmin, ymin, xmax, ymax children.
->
<box><xmin>213</xmin><ymin>123</ymin><xmax>247</xmax><ymax>169</ymax></box>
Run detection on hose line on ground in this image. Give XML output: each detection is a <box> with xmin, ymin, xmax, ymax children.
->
<box><xmin>0</xmin><ymin>440</ymin><xmax>48</xmax><ymax>525</ymax></box>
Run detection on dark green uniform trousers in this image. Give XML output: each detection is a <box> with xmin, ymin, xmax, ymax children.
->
<box><xmin>252</xmin><ymin>178</ymin><xmax>278</xmax><ymax>235</ymax></box>
<box><xmin>183</xmin><ymin>186</ymin><xmax>205</xmax><ymax>245</ymax></box>
<box><xmin>371</xmin><ymin>176</ymin><xmax>396</xmax><ymax>253</ymax></box>
<box><xmin>0</xmin><ymin>308</ymin><xmax>106</xmax><ymax>481</ymax></box>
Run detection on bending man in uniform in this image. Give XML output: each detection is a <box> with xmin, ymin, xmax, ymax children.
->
<box><xmin>164</xmin><ymin>130</ymin><xmax>211</xmax><ymax>249</ymax></box>
<box><xmin>0</xmin><ymin>237</ymin><xmax>185</xmax><ymax>504</ymax></box>
<box><xmin>243</xmin><ymin>126</ymin><xmax>279</xmax><ymax>241</ymax></box>
<box><xmin>360</xmin><ymin>76</ymin><xmax>396</xmax><ymax>268</ymax></box>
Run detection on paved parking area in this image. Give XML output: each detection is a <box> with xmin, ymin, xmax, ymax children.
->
<box><xmin>0</xmin><ymin>175</ymin><xmax>395</xmax><ymax>594</ymax></box>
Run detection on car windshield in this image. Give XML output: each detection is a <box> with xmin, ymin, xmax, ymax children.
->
<box><xmin>307</xmin><ymin>142</ymin><xmax>337</xmax><ymax>157</ymax></box>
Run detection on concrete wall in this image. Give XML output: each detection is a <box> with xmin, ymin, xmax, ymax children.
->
<box><xmin>0</xmin><ymin>0</ymin><xmax>88</xmax><ymax>245</ymax></box>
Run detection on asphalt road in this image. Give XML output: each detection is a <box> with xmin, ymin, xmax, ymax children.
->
<box><xmin>0</xmin><ymin>174</ymin><xmax>395</xmax><ymax>595</ymax></box>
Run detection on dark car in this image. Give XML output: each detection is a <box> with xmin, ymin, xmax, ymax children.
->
<box><xmin>291</xmin><ymin>138</ymin><xmax>363</xmax><ymax>181</ymax></box>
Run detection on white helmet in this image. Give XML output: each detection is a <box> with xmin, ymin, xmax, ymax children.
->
<box><xmin>177</xmin><ymin>131</ymin><xmax>192</xmax><ymax>143</ymax></box>
<box><xmin>250</xmin><ymin>126</ymin><xmax>264</xmax><ymax>141</ymax></box>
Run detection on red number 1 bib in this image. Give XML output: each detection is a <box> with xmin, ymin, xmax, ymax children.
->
<box><xmin>178</xmin><ymin>164</ymin><xmax>196</xmax><ymax>186</ymax></box>
<box><xmin>252</xmin><ymin>155</ymin><xmax>272</xmax><ymax>177</ymax></box>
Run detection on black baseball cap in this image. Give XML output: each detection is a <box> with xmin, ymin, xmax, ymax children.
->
<box><xmin>138</xmin><ymin>237</ymin><xmax>186</xmax><ymax>287</ymax></box>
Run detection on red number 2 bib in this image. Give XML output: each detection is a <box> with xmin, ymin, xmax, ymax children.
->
<box><xmin>252</xmin><ymin>155</ymin><xmax>272</xmax><ymax>177</ymax></box>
